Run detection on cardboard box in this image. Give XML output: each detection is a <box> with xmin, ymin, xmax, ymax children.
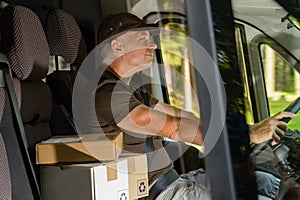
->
<box><xmin>119</xmin><ymin>153</ymin><xmax>149</xmax><ymax>199</ymax></box>
<box><xmin>40</xmin><ymin>153</ymin><xmax>148</xmax><ymax>200</ymax></box>
<box><xmin>36</xmin><ymin>132</ymin><xmax>123</xmax><ymax>164</ymax></box>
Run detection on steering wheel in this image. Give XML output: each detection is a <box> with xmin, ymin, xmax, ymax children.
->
<box><xmin>275</xmin><ymin>97</ymin><xmax>300</xmax><ymax>200</ymax></box>
<box><xmin>280</xmin><ymin>97</ymin><xmax>300</xmax><ymax>123</ymax></box>
<box><xmin>272</xmin><ymin>97</ymin><xmax>300</xmax><ymax>181</ymax></box>
<box><xmin>279</xmin><ymin>97</ymin><xmax>300</xmax><ymax>142</ymax></box>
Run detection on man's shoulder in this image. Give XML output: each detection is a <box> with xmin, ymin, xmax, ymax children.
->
<box><xmin>98</xmin><ymin>69</ymin><xmax>119</xmax><ymax>88</ymax></box>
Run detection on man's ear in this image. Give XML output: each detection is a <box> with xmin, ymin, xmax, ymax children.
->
<box><xmin>110</xmin><ymin>39</ymin><xmax>123</xmax><ymax>53</ymax></box>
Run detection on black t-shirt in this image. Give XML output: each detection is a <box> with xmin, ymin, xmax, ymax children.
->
<box><xmin>95</xmin><ymin>67</ymin><xmax>173</xmax><ymax>184</ymax></box>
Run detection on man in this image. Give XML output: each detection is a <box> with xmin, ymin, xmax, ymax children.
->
<box><xmin>96</xmin><ymin>13</ymin><xmax>295</xmax><ymax>199</ymax></box>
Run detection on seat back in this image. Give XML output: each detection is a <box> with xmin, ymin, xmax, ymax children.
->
<box><xmin>0</xmin><ymin>5</ymin><xmax>52</xmax><ymax>174</ymax></box>
<box><xmin>0</xmin><ymin>87</ymin><xmax>12</xmax><ymax>200</ymax></box>
<box><xmin>46</xmin><ymin>9</ymin><xmax>87</xmax><ymax>135</ymax></box>
<box><xmin>0</xmin><ymin>134</ymin><xmax>11</xmax><ymax>200</ymax></box>
<box><xmin>0</xmin><ymin>84</ymin><xmax>36</xmax><ymax>200</ymax></box>
<box><xmin>0</xmin><ymin>51</ymin><xmax>37</xmax><ymax>198</ymax></box>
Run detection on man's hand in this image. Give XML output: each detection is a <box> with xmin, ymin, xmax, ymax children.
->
<box><xmin>249</xmin><ymin>112</ymin><xmax>296</xmax><ymax>144</ymax></box>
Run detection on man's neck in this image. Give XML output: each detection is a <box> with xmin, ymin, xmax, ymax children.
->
<box><xmin>110</xmin><ymin>59</ymin><xmax>136</xmax><ymax>79</ymax></box>
<box><xmin>108</xmin><ymin>65</ymin><xmax>132</xmax><ymax>84</ymax></box>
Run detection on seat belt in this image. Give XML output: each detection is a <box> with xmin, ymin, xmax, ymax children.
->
<box><xmin>142</xmin><ymin>136</ymin><xmax>179</xmax><ymax>200</ymax></box>
<box><xmin>144</xmin><ymin>136</ymin><xmax>154</xmax><ymax>170</ymax></box>
<box><xmin>138</xmin><ymin>83</ymin><xmax>179</xmax><ymax>199</ymax></box>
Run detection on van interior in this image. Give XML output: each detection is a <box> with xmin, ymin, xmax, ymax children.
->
<box><xmin>0</xmin><ymin>0</ymin><xmax>300</xmax><ymax>199</ymax></box>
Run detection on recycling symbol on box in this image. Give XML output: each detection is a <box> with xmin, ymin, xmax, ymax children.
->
<box><xmin>120</xmin><ymin>192</ymin><xmax>127</xmax><ymax>200</ymax></box>
<box><xmin>137</xmin><ymin>179</ymin><xmax>147</xmax><ymax>195</ymax></box>
<box><xmin>118</xmin><ymin>190</ymin><xmax>128</xmax><ymax>200</ymax></box>
<box><xmin>139</xmin><ymin>181</ymin><xmax>146</xmax><ymax>193</ymax></box>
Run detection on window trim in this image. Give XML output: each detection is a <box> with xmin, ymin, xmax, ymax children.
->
<box><xmin>250</xmin><ymin>34</ymin><xmax>300</xmax><ymax>121</ymax></box>
<box><xmin>234</xmin><ymin>23</ymin><xmax>259</xmax><ymax>123</ymax></box>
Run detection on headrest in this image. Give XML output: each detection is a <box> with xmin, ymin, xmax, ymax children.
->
<box><xmin>0</xmin><ymin>6</ymin><xmax>50</xmax><ymax>81</ymax></box>
<box><xmin>46</xmin><ymin>9</ymin><xmax>87</xmax><ymax>66</ymax></box>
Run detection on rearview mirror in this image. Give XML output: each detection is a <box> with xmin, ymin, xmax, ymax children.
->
<box><xmin>282</xmin><ymin>14</ymin><xmax>300</xmax><ymax>30</ymax></box>
<box><xmin>288</xmin><ymin>15</ymin><xmax>300</xmax><ymax>30</ymax></box>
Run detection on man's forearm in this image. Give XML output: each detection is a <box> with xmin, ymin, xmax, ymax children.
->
<box><xmin>172</xmin><ymin>117</ymin><xmax>203</xmax><ymax>145</ymax></box>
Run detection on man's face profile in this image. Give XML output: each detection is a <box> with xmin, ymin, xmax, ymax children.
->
<box><xmin>115</xmin><ymin>31</ymin><xmax>157</xmax><ymax>72</ymax></box>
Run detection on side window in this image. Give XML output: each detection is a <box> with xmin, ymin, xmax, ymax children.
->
<box><xmin>48</xmin><ymin>56</ymin><xmax>71</xmax><ymax>74</ymax></box>
<box><xmin>235</xmin><ymin>25</ymin><xmax>300</xmax><ymax>129</ymax></box>
<box><xmin>260</xmin><ymin>44</ymin><xmax>300</xmax><ymax>130</ymax></box>
<box><xmin>159</xmin><ymin>22</ymin><xmax>200</xmax><ymax>117</ymax></box>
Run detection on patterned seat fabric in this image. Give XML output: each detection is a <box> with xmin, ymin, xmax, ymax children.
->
<box><xmin>46</xmin><ymin>9</ymin><xmax>87</xmax><ymax>66</ymax></box>
<box><xmin>0</xmin><ymin>5</ymin><xmax>52</xmax><ymax>172</ymax></box>
<box><xmin>0</xmin><ymin>81</ymin><xmax>34</xmax><ymax>199</ymax></box>
<box><xmin>46</xmin><ymin>9</ymin><xmax>87</xmax><ymax>135</ymax></box>
<box><xmin>0</xmin><ymin>88</ymin><xmax>12</xmax><ymax>200</ymax></box>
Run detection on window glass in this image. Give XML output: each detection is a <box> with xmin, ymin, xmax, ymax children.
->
<box><xmin>261</xmin><ymin>44</ymin><xmax>300</xmax><ymax>130</ymax></box>
<box><xmin>159</xmin><ymin>22</ymin><xmax>200</xmax><ymax>117</ymax></box>
<box><xmin>48</xmin><ymin>56</ymin><xmax>71</xmax><ymax>74</ymax></box>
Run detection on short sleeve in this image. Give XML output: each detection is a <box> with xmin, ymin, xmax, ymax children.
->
<box><xmin>139</xmin><ymin>88</ymin><xmax>159</xmax><ymax>108</ymax></box>
<box><xmin>96</xmin><ymin>81</ymin><xmax>143</xmax><ymax>126</ymax></box>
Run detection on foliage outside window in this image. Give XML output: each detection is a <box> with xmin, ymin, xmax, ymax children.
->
<box><xmin>48</xmin><ymin>56</ymin><xmax>71</xmax><ymax>75</ymax></box>
<box><xmin>159</xmin><ymin>22</ymin><xmax>200</xmax><ymax>117</ymax></box>
<box><xmin>261</xmin><ymin>45</ymin><xmax>300</xmax><ymax>130</ymax></box>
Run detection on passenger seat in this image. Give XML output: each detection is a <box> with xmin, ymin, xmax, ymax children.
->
<box><xmin>0</xmin><ymin>69</ymin><xmax>37</xmax><ymax>199</ymax></box>
<box><xmin>0</xmin><ymin>5</ymin><xmax>52</xmax><ymax>175</ymax></box>
<box><xmin>45</xmin><ymin>9</ymin><xmax>87</xmax><ymax>135</ymax></box>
